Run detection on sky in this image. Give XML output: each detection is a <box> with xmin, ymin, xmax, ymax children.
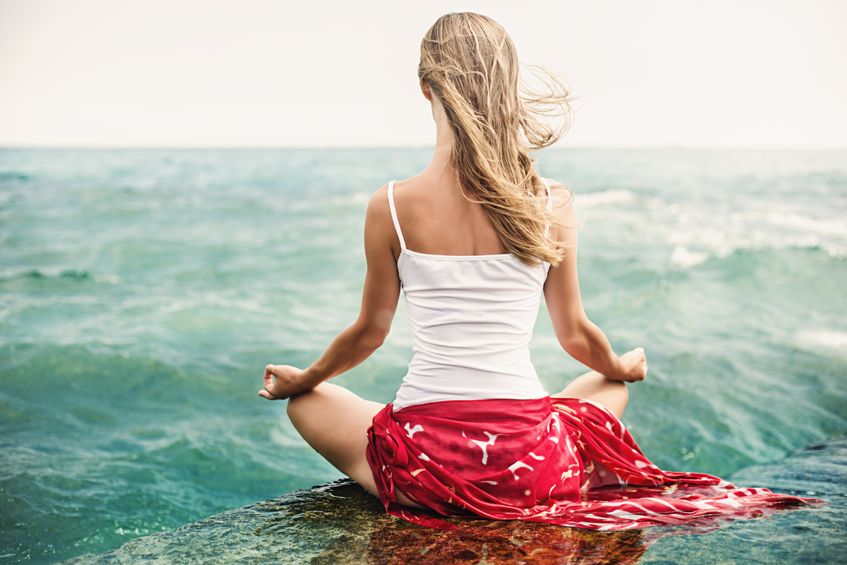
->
<box><xmin>1</xmin><ymin>0</ymin><xmax>845</xmax><ymax>148</ymax></box>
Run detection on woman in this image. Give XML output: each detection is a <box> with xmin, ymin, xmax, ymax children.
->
<box><xmin>259</xmin><ymin>12</ymin><xmax>822</xmax><ymax>530</ymax></box>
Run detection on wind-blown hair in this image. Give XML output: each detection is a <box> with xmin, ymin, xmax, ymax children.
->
<box><xmin>418</xmin><ymin>12</ymin><xmax>574</xmax><ymax>267</ymax></box>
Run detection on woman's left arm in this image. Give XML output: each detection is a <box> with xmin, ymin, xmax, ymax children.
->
<box><xmin>260</xmin><ymin>185</ymin><xmax>401</xmax><ymax>400</ymax></box>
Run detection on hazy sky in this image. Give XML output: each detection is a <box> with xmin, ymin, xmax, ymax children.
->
<box><xmin>1</xmin><ymin>0</ymin><xmax>845</xmax><ymax>148</ymax></box>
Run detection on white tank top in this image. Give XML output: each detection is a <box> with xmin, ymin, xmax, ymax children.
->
<box><xmin>389</xmin><ymin>177</ymin><xmax>553</xmax><ymax>411</ymax></box>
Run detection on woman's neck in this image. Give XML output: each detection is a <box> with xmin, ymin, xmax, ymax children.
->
<box><xmin>425</xmin><ymin>112</ymin><xmax>454</xmax><ymax>177</ymax></box>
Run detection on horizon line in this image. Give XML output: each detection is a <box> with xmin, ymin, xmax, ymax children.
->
<box><xmin>2</xmin><ymin>144</ymin><xmax>846</xmax><ymax>152</ymax></box>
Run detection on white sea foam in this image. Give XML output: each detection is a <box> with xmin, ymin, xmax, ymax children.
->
<box><xmin>764</xmin><ymin>212</ymin><xmax>847</xmax><ymax>239</ymax></box>
<box><xmin>575</xmin><ymin>189</ymin><xmax>636</xmax><ymax>208</ymax></box>
<box><xmin>660</xmin><ymin>202</ymin><xmax>847</xmax><ymax>268</ymax></box>
<box><xmin>670</xmin><ymin>245</ymin><xmax>710</xmax><ymax>268</ymax></box>
<box><xmin>796</xmin><ymin>329</ymin><xmax>847</xmax><ymax>352</ymax></box>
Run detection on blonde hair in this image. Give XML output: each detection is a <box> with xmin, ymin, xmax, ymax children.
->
<box><xmin>418</xmin><ymin>12</ymin><xmax>575</xmax><ymax>267</ymax></box>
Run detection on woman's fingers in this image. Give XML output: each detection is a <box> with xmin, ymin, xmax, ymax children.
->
<box><xmin>259</xmin><ymin>387</ymin><xmax>283</xmax><ymax>400</ymax></box>
<box><xmin>261</xmin><ymin>365</ymin><xmax>279</xmax><ymax>400</ymax></box>
<box><xmin>627</xmin><ymin>348</ymin><xmax>647</xmax><ymax>382</ymax></box>
<box><xmin>260</xmin><ymin>363</ymin><xmax>306</xmax><ymax>401</ymax></box>
<box><xmin>265</xmin><ymin>365</ymin><xmax>284</xmax><ymax>394</ymax></box>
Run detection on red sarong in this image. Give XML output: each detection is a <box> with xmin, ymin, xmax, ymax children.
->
<box><xmin>365</xmin><ymin>395</ymin><xmax>825</xmax><ymax>530</ymax></box>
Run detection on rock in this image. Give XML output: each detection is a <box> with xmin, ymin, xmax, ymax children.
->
<box><xmin>66</xmin><ymin>438</ymin><xmax>847</xmax><ymax>564</ymax></box>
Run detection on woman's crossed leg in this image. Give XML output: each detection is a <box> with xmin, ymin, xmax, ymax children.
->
<box><xmin>551</xmin><ymin>370</ymin><xmax>629</xmax><ymax>419</ymax></box>
<box><xmin>285</xmin><ymin>382</ymin><xmax>426</xmax><ymax>508</ymax></box>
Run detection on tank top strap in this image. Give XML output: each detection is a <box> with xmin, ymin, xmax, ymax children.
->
<box><xmin>387</xmin><ymin>180</ymin><xmax>407</xmax><ymax>251</ymax></box>
<box><xmin>541</xmin><ymin>177</ymin><xmax>553</xmax><ymax>238</ymax></box>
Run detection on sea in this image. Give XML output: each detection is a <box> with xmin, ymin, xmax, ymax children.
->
<box><xmin>1</xmin><ymin>147</ymin><xmax>845</xmax><ymax>563</ymax></box>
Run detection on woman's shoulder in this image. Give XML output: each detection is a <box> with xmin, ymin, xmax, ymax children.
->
<box><xmin>370</xmin><ymin>175</ymin><xmax>425</xmax><ymax>201</ymax></box>
<box><xmin>364</xmin><ymin>181</ymin><xmax>397</xmax><ymax>229</ymax></box>
<box><xmin>364</xmin><ymin>176</ymin><xmax>424</xmax><ymax>223</ymax></box>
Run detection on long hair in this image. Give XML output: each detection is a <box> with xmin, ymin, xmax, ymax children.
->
<box><xmin>418</xmin><ymin>12</ymin><xmax>574</xmax><ymax>267</ymax></box>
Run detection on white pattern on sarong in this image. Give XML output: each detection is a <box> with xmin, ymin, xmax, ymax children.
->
<box><xmin>404</xmin><ymin>422</ymin><xmax>424</xmax><ymax>438</ymax></box>
<box><xmin>463</xmin><ymin>430</ymin><xmax>499</xmax><ymax>465</ymax></box>
<box><xmin>508</xmin><ymin>460</ymin><xmax>534</xmax><ymax>481</ymax></box>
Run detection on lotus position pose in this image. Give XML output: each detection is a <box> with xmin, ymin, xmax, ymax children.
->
<box><xmin>259</xmin><ymin>12</ymin><xmax>821</xmax><ymax>530</ymax></box>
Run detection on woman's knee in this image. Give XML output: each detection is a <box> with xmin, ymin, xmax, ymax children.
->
<box><xmin>595</xmin><ymin>380</ymin><xmax>629</xmax><ymax>419</ymax></box>
<box><xmin>286</xmin><ymin>383</ymin><xmax>327</xmax><ymax>421</ymax></box>
<box><xmin>286</xmin><ymin>382</ymin><xmax>328</xmax><ymax>418</ymax></box>
<box><xmin>553</xmin><ymin>371</ymin><xmax>629</xmax><ymax>419</ymax></box>
<box><xmin>553</xmin><ymin>370</ymin><xmax>606</xmax><ymax>398</ymax></box>
<box><xmin>286</xmin><ymin>382</ymin><xmax>372</xmax><ymax>426</ymax></box>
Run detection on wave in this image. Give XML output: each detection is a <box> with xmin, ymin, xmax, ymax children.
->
<box><xmin>0</xmin><ymin>269</ymin><xmax>122</xmax><ymax>284</ymax></box>
<box><xmin>0</xmin><ymin>171</ymin><xmax>30</xmax><ymax>182</ymax></box>
<box><xmin>669</xmin><ymin>241</ymin><xmax>846</xmax><ymax>269</ymax></box>
<box><xmin>645</xmin><ymin>198</ymin><xmax>847</xmax><ymax>268</ymax></box>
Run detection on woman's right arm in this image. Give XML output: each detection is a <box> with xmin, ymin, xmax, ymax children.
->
<box><xmin>543</xmin><ymin>183</ymin><xmax>646</xmax><ymax>382</ymax></box>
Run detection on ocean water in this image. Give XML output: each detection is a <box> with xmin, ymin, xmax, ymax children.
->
<box><xmin>0</xmin><ymin>147</ymin><xmax>845</xmax><ymax>563</ymax></box>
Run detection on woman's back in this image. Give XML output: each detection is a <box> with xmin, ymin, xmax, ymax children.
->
<box><xmin>386</xmin><ymin>173</ymin><xmax>519</xmax><ymax>256</ymax></box>
<box><xmin>388</xmin><ymin>177</ymin><xmax>553</xmax><ymax>410</ymax></box>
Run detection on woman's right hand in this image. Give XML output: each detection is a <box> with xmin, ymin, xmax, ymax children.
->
<box><xmin>259</xmin><ymin>364</ymin><xmax>310</xmax><ymax>400</ymax></box>
<box><xmin>615</xmin><ymin>347</ymin><xmax>648</xmax><ymax>382</ymax></box>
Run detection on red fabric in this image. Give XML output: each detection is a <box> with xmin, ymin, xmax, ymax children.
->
<box><xmin>365</xmin><ymin>395</ymin><xmax>825</xmax><ymax>531</ymax></box>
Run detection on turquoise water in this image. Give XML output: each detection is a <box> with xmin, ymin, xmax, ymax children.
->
<box><xmin>1</xmin><ymin>148</ymin><xmax>845</xmax><ymax>563</ymax></box>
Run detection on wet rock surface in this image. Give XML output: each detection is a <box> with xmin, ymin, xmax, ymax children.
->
<box><xmin>67</xmin><ymin>438</ymin><xmax>846</xmax><ymax>564</ymax></box>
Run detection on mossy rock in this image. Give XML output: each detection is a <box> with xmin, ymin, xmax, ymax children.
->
<box><xmin>67</xmin><ymin>438</ymin><xmax>847</xmax><ymax>564</ymax></box>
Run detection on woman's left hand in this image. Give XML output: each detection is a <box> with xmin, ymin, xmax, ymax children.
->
<box><xmin>259</xmin><ymin>364</ymin><xmax>308</xmax><ymax>400</ymax></box>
